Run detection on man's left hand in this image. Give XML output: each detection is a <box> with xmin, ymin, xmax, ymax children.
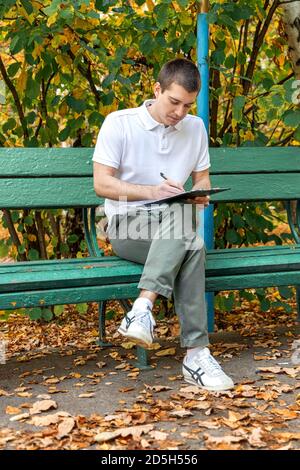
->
<box><xmin>186</xmin><ymin>195</ymin><xmax>210</xmax><ymax>207</ymax></box>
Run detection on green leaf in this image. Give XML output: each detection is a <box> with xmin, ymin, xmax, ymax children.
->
<box><xmin>26</xmin><ymin>77</ymin><xmax>40</xmax><ymax>100</ymax></box>
<box><xmin>154</xmin><ymin>4</ymin><xmax>169</xmax><ymax>29</ymax></box>
<box><xmin>260</xmin><ymin>298</ymin><xmax>270</xmax><ymax>312</ymax></box>
<box><xmin>278</xmin><ymin>286</ymin><xmax>293</xmax><ymax>299</ymax></box>
<box><xmin>10</xmin><ymin>34</ymin><xmax>26</xmax><ymax>54</ymax></box>
<box><xmin>24</xmin><ymin>215</ymin><xmax>34</xmax><ymax>225</ymax></box>
<box><xmin>11</xmin><ymin>211</ymin><xmax>20</xmax><ymax>223</ymax></box>
<box><xmin>20</xmin><ymin>0</ymin><xmax>33</xmax><ymax>15</ymax></box>
<box><xmin>54</xmin><ymin>305</ymin><xmax>65</xmax><ymax>317</ymax></box>
<box><xmin>28</xmin><ymin>307</ymin><xmax>43</xmax><ymax>320</ymax></box>
<box><xmin>225</xmin><ymin>229</ymin><xmax>239</xmax><ymax>244</ymax></box>
<box><xmin>282</xmin><ymin>109</ymin><xmax>300</xmax><ymax>128</ymax></box>
<box><xmin>59</xmin><ymin>125</ymin><xmax>71</xmax><ymax>142</ymax></box>
<box><xmin>28</xmin><ymin>249</ymin><xmax>39</xmax><ymax>261</ymax></box>
<box><xmin>67</xmin><ymin>234</ymin><xmax>79</xmax><ymax>244</ymax></box>
<box><xmin>88</xmin><ymin>111</ymin><xmax>104</xmax><ymax>127</ymax></box>
<box><xmin>43</xmin><ymin>0</ymin><xmax>61</xmax><ymax>16</ymax></box>
<box><xmin>17</xmin><ymin>244</ymin><xmax>26</xmax><ymax>254</ymax></box>
<box><xmin>3</xmin><ymin>118</ymin><xmax>17</xmax><ymax>133</ymax></box>
<box><xmin>66</xmin><ymin>96</ymin><xmax>87</xmax><ymax>113</ymax></box>
<box><xmin>42</xmin><ymin>309</ymin><xmax>53</xmax><ymax>322</ymax></box>
<box><xmin>77</xmin><ymin>303</ymin><xmax>88</xmax><ymax>315</ymax></box>
<box><xmin>7</xmin><ymin>62</ymin><xmax>21</xmax><ymax>77</ymax></box>
<box><xmin>232</xmin><ymin>96</ymin><xmax>246</xmax><ymax>123</ymax></box>
<box><xmin>294</xmin><ymin>125</ymin><xmax>300</xmax><ymax>142</ymax></box>
<box><xmin>0</xmin><ymin>240</ymin><xmax>9</xmax><ymax>258</ymax></box>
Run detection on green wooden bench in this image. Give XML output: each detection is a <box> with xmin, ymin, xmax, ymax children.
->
<box><xmin>0</xmin><ymin>146</ymin><xmax>300</xmax><ymax>367</ymax></box>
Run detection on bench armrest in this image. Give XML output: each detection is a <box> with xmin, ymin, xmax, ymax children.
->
<box><xmin>286</xmin><ymin>200</ymin><xmax>300</xmax><ymax>244</ymax></box>
<box><xmin>83</xmin><ymin>207</ymin><xmax>104</xmax><ymax>257</ymax></box>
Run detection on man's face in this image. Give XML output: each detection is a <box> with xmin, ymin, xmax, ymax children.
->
<box><xmin>152</xmin><ymin>82</ymin><xmax>198</xmax><ymax>126</ymax></box>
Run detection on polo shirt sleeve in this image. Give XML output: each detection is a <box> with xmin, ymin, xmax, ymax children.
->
<box><xmin>92</xmin><ymin>113</ymin><xmax>123</xmax><ymax>169</ymax></box>
<box><xmin>193</xmin><ymin>119</ymin><xmax>211</xmax><ymax>172</ymax></box>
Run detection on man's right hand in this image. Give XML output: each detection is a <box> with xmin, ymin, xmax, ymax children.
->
<box><xmin>152</xmin><ymin>178</ymin><xmax>185</xmax><ymax>200</ymax></box>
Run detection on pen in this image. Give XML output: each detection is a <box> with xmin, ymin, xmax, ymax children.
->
<box><xmin>160</xmin><ymin>172</ymin><xmax>167</xmax><ymax>180</ymax></box>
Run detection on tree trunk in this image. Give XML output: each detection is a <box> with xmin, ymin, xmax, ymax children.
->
<box><xmin>282</xmin><ymin>1</ymin><xmax>300</xmax><ymax>79</ymax></box>
<box><xmin>282</xmin><ymin>1</ymin><xmax>300</xmax><ymax>224</ymax></box>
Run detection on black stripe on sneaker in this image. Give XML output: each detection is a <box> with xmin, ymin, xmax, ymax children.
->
<box><xmin>183</xmin><ymin>364</ymin><xmax>205</xmax><ymax>386</ymax></box>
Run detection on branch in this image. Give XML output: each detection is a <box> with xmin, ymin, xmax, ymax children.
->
<box><xmin>243</xmin><ymin>0</ymin><xmax>280</xmax><ymax>95</ymax></box>
<box><xmin>0</xmin><ymin>55</ymin><xmax>29</xmax><ymax>139</ymax></box>
<box><xmin>2</xmin><ymin>209</ymin><xmax>27</xmax><ymax>261</ymax></box>
<box><xmin>67</xmin><ymin>49</ymin><xmax>101</xmax><ymax>104</ymax></box>
<box><xmin>35</xmin><ymin>211</ymin><xmax>47</xmax><ymax>259</ymax></box>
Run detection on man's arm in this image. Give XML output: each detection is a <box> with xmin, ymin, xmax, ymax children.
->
<box><xmin>186</xmin><ymin>168</ymin><xmax>211</xmax><ymax>205</ymax></box>
<box><xmin>93</xmin><ymin>162</ymin><xmax>184</xmax><ymax>202</ymax></box>
<box><xmin>192</xmin><ymin>168</ymin><xmax>211</xmax><ymax>190</ymax></box>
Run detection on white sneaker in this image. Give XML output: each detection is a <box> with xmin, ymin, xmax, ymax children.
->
<box><xmin>117</xmin><ymin>306</ymin><xmax>156</xmax><ymax>348</ymax></box>
<box><xmin>182</xmin><ymin>347</ymin><xmax>234</xmax><ymax>391</ymax></box>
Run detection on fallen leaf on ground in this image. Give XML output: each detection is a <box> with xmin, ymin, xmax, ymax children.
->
<box><xmin>94</xmin><ymin>424</ymin><xmax>154</xmax><ymax>443</ymax></box>
<box><xmin>169</xmin><ymin>409</ymin><xmax>193</xmax><ymax>418</ymax></box>
<box><xmin>155</xmin><ymin>348</ymin><xmax>176</xmax><ymax>357</ymax></box>
<box><xmin>247</xmin><ymin>427</ymin><xmax>267</xmax><ymax>448</ymax></box>
<box><xmin>57</xmin><ymin>417</ymin><xmax>76</xmax><ymax>439</ymax></box>
<box><xmin>30</xmin><ymin>400</ymin><xmax>57</xmax><ymax>415</ymax></box>
<box><xmin>144</xmin><ymin>385</ymin><xmax>172</xmax><ymax>392</ymax></box>
<box><xmin>5</xmin><ymin>406</ymin><xmax>21</xmax><ymax>415</ymax></box>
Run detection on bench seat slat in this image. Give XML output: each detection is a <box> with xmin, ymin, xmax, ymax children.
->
<box><xmin>0</xmin><ymin>283</ymin><xmax>140</xmax><ymax>309</ymax></box>
<box><xmin>1</xmin><ymin>248</ymin><xmax>300</xmax><ymax>294</ymax></box>
<box><xmin>1</xmin><ymin>245</ymin><xmax>299</xmax><ymax>275</ymax></box>
<box><xmin>1</xmin><ymin>271</ymin><xmax>300</xmax><ymax>309</ymax></box>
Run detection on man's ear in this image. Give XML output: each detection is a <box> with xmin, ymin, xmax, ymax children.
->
<box><xmin>154</xmin><ymin>82</ymin><xmax>161</xmax><ymax>98</ymax></box>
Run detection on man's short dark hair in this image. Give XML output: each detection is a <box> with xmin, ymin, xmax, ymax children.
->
<box><xmin>157</xmin><ymin>58</ymin><xmax>201</xmax><ymax>93</ymax></box>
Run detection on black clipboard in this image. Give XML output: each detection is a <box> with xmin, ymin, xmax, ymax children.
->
<box><xmin>143</xmin><ymin>187</ymin><xmax>230</xmax><ymax>206</ymax></box>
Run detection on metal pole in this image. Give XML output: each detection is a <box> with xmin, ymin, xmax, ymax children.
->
<box><xmin>197</xmin><ymin>0</ymin><xmax>214</xmax><ymax>332</ymax></box>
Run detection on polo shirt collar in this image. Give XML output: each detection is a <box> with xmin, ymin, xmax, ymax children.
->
<box><xmin>139</xmin><ymin>99</ymin><xmax>183</xmax><ymax>131</ymax></box>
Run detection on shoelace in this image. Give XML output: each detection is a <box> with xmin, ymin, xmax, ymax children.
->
<box><xmin>194</xmin><ymin>352</ymin><xmax>223</xmax><ymax>376</ymax></box>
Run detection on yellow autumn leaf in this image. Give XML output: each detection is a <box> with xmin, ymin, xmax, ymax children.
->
<box><xmin>32</xmin><ymin>44</ymin><xmax>43</xmax><ymax>60</ymax></box>
<box><xmin>155</xmin><ymin>347</ymin><xmax>176</xmax><ymax>357</ymax></box>
<box><xmin>17</xmin><ymin>65</ymin><xmax>27</xmax><ymax>94</ymax></box>
<box><xmin>47</xmin><ymin>13</ymin><xmax>58</xmax><ymax>27</ymax></box>
<box><xmin>28</xmin><ymin>234</ymin><xmax>36</xmax><ymax>242</ymax></box>
<box><xmin>59</xmin><ymin>101</ymin><xmax>68</xmax><ymax>117</ymax></box>
<box><xmin>180</xmin><ymin>12</ymin><xmax>193</xmax><ymax>26</ymax></box>
<box><xmin>146</xmin><ymin>0</ymin><xmax>154</xmax><ymax>12</ymax></box>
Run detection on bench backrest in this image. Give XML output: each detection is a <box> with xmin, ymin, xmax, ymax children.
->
<box><xmin>209</xmin><ymin>147</ymin><xmax>300</xmax><ymax>202</ymax></box>
<box><xmin>0</xmin><ymin>148</ymin><xmax>102</xmax><ymax>209</ymax></box>
<box><xmin>0</xmin><ymin>146</ymin><xmax>299</xmax><ymax>209</ymax></box>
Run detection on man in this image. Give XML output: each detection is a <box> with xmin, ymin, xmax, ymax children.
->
<box><xmin>93</xmin><ymin>58</ymin><xmax>234</xmax><ymax>391</ymax></box>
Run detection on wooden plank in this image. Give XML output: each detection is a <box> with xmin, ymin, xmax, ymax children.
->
<box><xmin>207</xmin><ymin>245</ymin><xmax>300</xmax><ymax>258</ymax></box>
<box><xmin>1</xmin><ymin>247</ymin><xmax>299</xmax><ymax>276</ymax></box>
<box><xmin>210</xmin><ymin>146</ymin><xmax>300</xmax><ymax>174</ymax></box>
<box><xmin>2</xmin><ymin>247</ymin><xmax>300</xmax><ymax>293</ymax></box>
<box><xmin>0</xmin><ymin>177</ymin><xmax>103</xmax><ymax>209</ymax></box>
<box><xmin>0</xmin><ymin>261</ymin><xmax>144</xmax><ymax>293</ymax></box>
<box><xmin>210</xmin><ymin>173</ymin><xmax>300</xmax><ymax>202</ymax></box>
<box><xmin>206</xmin><ymin>271</ymin><xmax>300</xmax><ymax>291</ymax></box>
<box><xmin>0</xmin><ymin>257</ymin><xmax>132</xmax><ymax>274</ymax></box>
<box><xmin>0</xmin><ymin>148</ymin><xmax>94</xmax><ymax>177</ymax></box>
<box><xmin>0</xmin><ymin>174</ymin><xmax>298</xmax><ymax>208</ymax></box>
<box><xmin>0</xmin><ymin>283</ymin><xmax>140</xmax><ymax>309</ymax></box>
<box><xmin>206</xmin><ymin>253</ymin><xmax>300</xmax><ymax>276</ymax></box>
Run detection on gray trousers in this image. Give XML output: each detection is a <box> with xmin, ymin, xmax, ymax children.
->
<box><xmin>107</xmin><ymin>202</ymin><xmax>209</xmax><ymax>349</ymax></box>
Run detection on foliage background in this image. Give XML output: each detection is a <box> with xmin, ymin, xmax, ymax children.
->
<box><xmin>0</xmin><ymin>0</ymin><xmax>299</xmax><ymax>316</ymax></box>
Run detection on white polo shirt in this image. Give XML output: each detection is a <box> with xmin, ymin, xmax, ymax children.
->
<box><xmin>93</xmin><ymin>100</ymin><xmax>210</xmax><ymax>223</ymax></box>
